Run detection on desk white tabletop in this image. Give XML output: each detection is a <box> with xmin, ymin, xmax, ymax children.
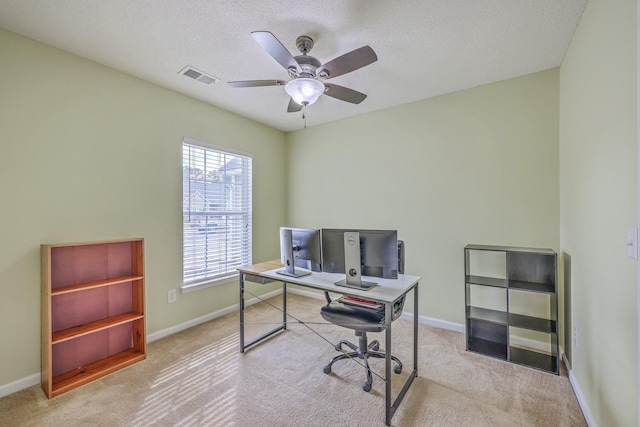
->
<box><xmin>259</xmin><ymin>268</ymin><xmax>420</xmax><ymax>303</ymax></box>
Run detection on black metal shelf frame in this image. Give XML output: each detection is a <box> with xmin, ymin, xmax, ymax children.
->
<box><xmin>464</xmin><ymin>245</ymin><xmax>558</xmax><ymax>375</ymax></box>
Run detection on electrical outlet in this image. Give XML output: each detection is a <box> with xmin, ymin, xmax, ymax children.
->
<box><xmin>572</xmin><ymin>325</ymin><xmax>578</xmax><ymax>347</ymax></box>
<box><xmin>168</xmin><ymin>289</ymin><xmax>177</xmax><ymax>304</ymax></box>
<box><xmin>627</xmin><ymin>227</ymin><xmax>638</xmax><ymax>259</ymax></box>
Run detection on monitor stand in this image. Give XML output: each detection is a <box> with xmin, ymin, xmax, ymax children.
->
<box><xmin>276</xmin><ymin>265</ymin><xmax>311</xmax><ymax>278</ymax></box>
<box><xmin>334</xmin><ymin>231</ymin><xmax>378</xmax><ymax>290</ymax></box>
<box><xmin>276</xmin><ymin>228</ymin><xmax>311</xmax><ymax>278</ymax></box>
<box><xmin>334</xmin><ymin>277</ymin><xmax>377</xmax><ymax>290</ymax></box>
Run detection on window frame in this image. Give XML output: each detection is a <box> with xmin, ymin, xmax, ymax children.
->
<box><xmin>181</xmin><ymin>138</ymin><xmax>252</xmax><ymax>292</ymax></box>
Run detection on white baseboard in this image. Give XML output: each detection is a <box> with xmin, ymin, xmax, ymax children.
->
<box><xmin>147</xmin><ymin>288</ymin><xmax>282</xmax><ymax>343</ymax></box>
<box><xmin>0</xmin><ymin>373</ymin><xmax>40</xmax><ymax>399</ymax></box>
<box><xmin>562</xmin><ymin>351</ymin><xmax>571</xmax><ymax>371</ymax></box>
<box><xmin>287</xmin><ymin>286</ymin><xmax>326</xmax><ymax>301</ymax></box>
<box><xmin>401</xmin><ymin>311</ymin><xmax>466</xmax><ymax>333</ymax></box>
<box><xmin>568</xmin><ymin>366</ymin><xmax>597</xmax><ymax>427</ymax></box>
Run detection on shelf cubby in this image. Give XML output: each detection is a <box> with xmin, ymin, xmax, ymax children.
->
<box><xmin>51</xmin><ymin>348</ymin><xmax>146</xmax><ymax>397</ymax></box>
<box><xmin>467</xmin><ymin>318</ymin><xmax>508</xmax><ymax>360</ymax></box>
<box><xmin>468</xmin><ymin>338</ymin><xmax>508</xmax><ymax>360</ymax></box>
<box><xmin>466</xmin><ymin>306</ymin><xmax>508</xmax><ymax>325</ymax></box>
<box><xmin>510</xmin><ymin>346</ymin><xmax>558</xmax><ymax>373</ymax></box>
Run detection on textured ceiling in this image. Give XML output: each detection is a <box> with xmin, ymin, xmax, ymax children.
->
<box><xmin>0</xmin><ymin>0</ymin><xmax>587</xmax><ymax>132</ymax></box>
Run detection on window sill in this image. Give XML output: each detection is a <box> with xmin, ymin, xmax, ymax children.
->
<box><xmin>181</xmin><ymin>273</ymin><xmax>238</xmax><ymax>293</ymax></box>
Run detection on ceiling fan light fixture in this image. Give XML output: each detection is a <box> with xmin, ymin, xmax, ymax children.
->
<box><xmin>285</xmin><ymin>78</ymin><xmax>325</xmax><ymax>106</ymax></box>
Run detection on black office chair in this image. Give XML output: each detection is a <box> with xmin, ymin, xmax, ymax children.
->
<box><xmin>320</xmin><ymin>242</ymin><xmax>405</xmax><ymax>392</ymax></box>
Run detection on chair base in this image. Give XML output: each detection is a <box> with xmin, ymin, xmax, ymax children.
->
<box><xmin>323</xmin><ymin>331</ymin><xmax>402</xmax><ymax>392</ymax></box>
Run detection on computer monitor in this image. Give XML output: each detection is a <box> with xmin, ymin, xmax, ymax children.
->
<box><xmin>321</xmin><ymin>229</ymin><xmax>399</xmax><ymax>290</ymax></box>
<box><xmin>276</xmin><ymin>227</ymin><xmax>322</xmax><ymax>278</ymax></box>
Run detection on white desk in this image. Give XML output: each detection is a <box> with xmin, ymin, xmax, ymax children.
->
<box><xmin>238</xmin><ymin>261</ymin><xmax>420</xmax><ymax>426</ymax></box>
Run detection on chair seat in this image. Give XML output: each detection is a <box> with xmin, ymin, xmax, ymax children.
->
<box><xmin>321</xmin><ymin>301</ymin><xmax>386</xmax><ymax>332</ymax></box>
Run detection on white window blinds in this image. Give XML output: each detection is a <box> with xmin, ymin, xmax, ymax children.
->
<box><xmin>183</xmin><ymin>140</ymin><xmax>252</xmax><ymax>285</ymax></box>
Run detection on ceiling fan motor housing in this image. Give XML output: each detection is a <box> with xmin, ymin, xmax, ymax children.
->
<box><xmin>290</xmin><ymin>55</ymin><xmax>322</xmax><ymax>78</ymax></box>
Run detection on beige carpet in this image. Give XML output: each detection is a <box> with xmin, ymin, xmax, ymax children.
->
<box><xmin>0</xmin><ymin>293</ymin><xmax>586</xmax><ymax>426</ymax></box>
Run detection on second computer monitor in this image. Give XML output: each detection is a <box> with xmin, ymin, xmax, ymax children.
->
<box><xmin>321</xmin><ymin>229</ymin><xmax>399</xmax><ymax>289</ymax></box>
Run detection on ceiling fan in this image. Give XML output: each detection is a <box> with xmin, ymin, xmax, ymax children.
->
<box><xmin>228</xmin><ymin>31</ymin><xmax>378</xmax><ymax>113</ymax></box>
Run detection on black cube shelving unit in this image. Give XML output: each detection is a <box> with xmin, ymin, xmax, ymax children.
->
<box><xmin>464</xmin><ymin>244</ymin><xmax>558</xmax><ymax>374</ymax></box>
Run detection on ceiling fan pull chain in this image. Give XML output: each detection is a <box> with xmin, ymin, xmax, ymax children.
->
<box><xmin>302</xmin><ymin>103</ymin><xmax>307</xmax><ymax>128</ymax></box>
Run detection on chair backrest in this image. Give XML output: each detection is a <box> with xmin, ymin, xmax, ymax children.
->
<box><xmin>388</xmin><ymin>240</ymin><xmax>406</xmax><ymax>320</ymax></box>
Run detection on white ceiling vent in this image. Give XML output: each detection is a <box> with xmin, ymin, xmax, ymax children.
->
<box><xmin>179</xmin><ymin>66</ymin><xmax>219</xmax><ymax>85</ymax></box>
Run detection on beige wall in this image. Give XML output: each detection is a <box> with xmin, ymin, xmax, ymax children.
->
<box><xmin>559</xmin><ymin>0</ymin><xmax>638</xmax><ymax>425</ymax></box>
<box><xmin>0</xmin><ymin>28</ymin><xmax>286</xmax><ymax>386</ymax></box>
<box><xmin>285</xmin><ymin>69</ymin><xmax>560</xmax><ymax>328</ymax></box>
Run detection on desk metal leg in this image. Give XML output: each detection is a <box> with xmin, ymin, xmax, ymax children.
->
<box><xmin>240</xmin><ymin>272</ymin><xmax>246</xmax><ymax>353</ymax></box>
<box><xmin>413</xmin><ymin>285</ymin><xmax>418</xmax><ymax>372</ymax></box>
<box><xmin>239</xmin><ymin>275</ymin><xmax>288</xmax><ymax>352</ymax></box>
<box><xmin>385</xmin><ymin>283</ymin><xmax>420</xmax><ymax>426</ymax></box>
<box><xmin>385</xmin><ymin>301</ymin><xmax>393</xmax><ymax>426</ymax></box>
<box><xmin>282</xmin><ymin>282</ymin><xmax>287</xmax><ymax>330</ymax></box>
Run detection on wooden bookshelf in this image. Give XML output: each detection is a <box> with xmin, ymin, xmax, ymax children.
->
<box><xmin>41</xmin><ymin>238</ymin><xmax>146</xmax><ymax>398</ymax></box>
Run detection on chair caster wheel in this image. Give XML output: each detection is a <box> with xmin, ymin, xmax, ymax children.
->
<box><xmin>371</xmin><ymin>343</ymin><xmax>380</xmax><ymax>351</ymax></box>
<box><xmin>362</xmin><ymin>382</ymin><xmax>372</xmax><ymax>392</ymax></box>
<box><xmin>323</xmin><ymin>365</ymin><xmax>331</xmax><ymax>374</ymax></box>
<box><xmin>394</xmin><ymin>365</ymin><xmax>402</xmax><ymax>374</ymax></box>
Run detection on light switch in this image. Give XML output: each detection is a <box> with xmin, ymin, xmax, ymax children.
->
<box><xmin>627</xmin><ymin>227</ymin><xmax>638</xmax><ymax>260</ymax></box>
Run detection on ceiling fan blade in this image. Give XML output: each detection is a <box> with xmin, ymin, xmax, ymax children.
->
<box><xmin>323</xmin><ymin>83</ymin><xmax>367</xmax><ymax>104</ymax></box>
<box><xmin>287</xmin><ymin>98</ymin><xmax>303</xmax><ymax>112</ymax></box>
<box><xmin>318</xmin><ymin>46</ymin><xmax>377</xmax><ymax>79</ymax></box>
<box><xmin>251</xmin><ymin>31</ymin><xmax>301</xmax><ymax>73</ymax></box>
<box><xmin>227</xmin><ymin>80</ymin><xmax>286</xmax><ymax>88</ymax></box>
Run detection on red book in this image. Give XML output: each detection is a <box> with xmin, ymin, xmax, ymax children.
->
<box><xmin>342</xmin><ymin>295</ymin><xmax>382</xmax><ymax>309</ymax></box>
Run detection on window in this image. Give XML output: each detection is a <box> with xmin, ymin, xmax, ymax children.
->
<box><xmin>182</xmin><ymin>139</ymin><xmax>252</xmax><ymax>288</ymax></box>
